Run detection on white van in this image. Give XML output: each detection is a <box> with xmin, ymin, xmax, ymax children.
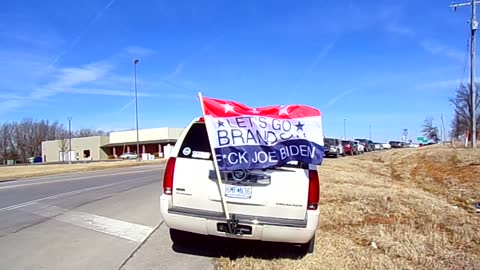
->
<box><xmin>160</xmin><ymin>117</ymin><xmax>321</xmax><ymax>253</ymax></box>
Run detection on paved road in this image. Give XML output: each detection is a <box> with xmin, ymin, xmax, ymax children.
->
<box><xmin>0</xmin><ymin>165</ymin><xmax>213</xmax><ymax>270</ymax></box>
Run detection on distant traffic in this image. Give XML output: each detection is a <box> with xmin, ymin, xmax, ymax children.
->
<box><xmin>323</xmin><ymin>137</ymin><xmax>435</xmax><ymax>158</ymax></box>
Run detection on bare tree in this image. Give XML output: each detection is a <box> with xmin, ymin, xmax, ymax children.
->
<box><xmin>0</xmin><ymin>118</ymin><xmax>108</xmax><ymax>163</ymax></box>
<box><xmin>450</xmin><ymin>83</ymin><xmax>480</xmax><ymax>140</ymax></box>
<box><xmin>0</xmin><ymin>119</ymin><xmax>67</xmax><ymax>163</ymax></box>
<box><xmin>422</xmin><ymin>117</ymin><xmax>439</xmax><ymax>142</ymax></box>
<box><xmin>74</xmin><ymin>128</ymin><xmax>107</xmax><ymax>138</ymax></box>
<box><xmin>0</xmin><ymin>123</ymin><xmax>15</xmax><ymax>164</ymax></box>
<box><xmin>56</xmin><ymin>129</ymin><xmax>69</xmax><ymax>162</ymax></box>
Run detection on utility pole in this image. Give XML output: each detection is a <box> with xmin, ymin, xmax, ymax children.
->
<box><xmin>451</xmin><ymin>0</ymin><xmax>478</xmax><ymax>149</ymax></box>
<box><xmin>472</xmin><ymin>0</ymin><xmax>477</xmax><ymax>149</ymax></box>
<box><xmin>441</xmin><ymin>113</ymin><xmax>447</xmax><ymax>145</ymax></box>
<box><xmin>133</xmin><ymin>59</ymin><xmax>141</xmax><ymax>159</ymax></box>
<box><xmin>67</xmin><ymin>116</ymin><xmax>72</xmax><ymax>164</ymax></box>
<box><xmin>343</xmin><ymin>119</ymin><xmax>347</xmax><ymax>140</ymax></box>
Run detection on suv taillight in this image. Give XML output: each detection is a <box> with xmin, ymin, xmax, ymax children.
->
<box><xmin>163</xmin><ymin>157</ymin><xmax>176</xmax><ymax>195</ymax></box>
<box><xmin>307</xmin><ymin>170</ymin><xmax>320</xmax><ymax>210</ymax></box>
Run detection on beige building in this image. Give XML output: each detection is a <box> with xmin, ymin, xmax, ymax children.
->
<box><xmin>41</xmin><ymin>127</ymin><xmax>184</xmax><ymax>162</ymax></box>
<box><xmin>103</xmin><ymin>128</ymin><xmax>184</xmax><ymax>158</ymax></box>
<box><xmin>42</xmin><ymin>136</ymin><xmax>109</xmax><ymax>162</ymax></box>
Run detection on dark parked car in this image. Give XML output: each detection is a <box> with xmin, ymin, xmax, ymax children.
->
<box><xmin>324</xmin><ymin>138</ymin><xmax>345</xmax><ymax>157</ymax></box>
<box><xmin>355</xmin><ymin>139</ymin><xmax>373</xmax><ymax>152</ymax></box>
<box><xmin>342</xmin><ymin>140</ymin><xmax>358</xmax><ymax>155</ymax></box>
<box><xmin>367</xmin><ymin>140</ymin><xmax>375</xmax><ymax>151</ymax></box>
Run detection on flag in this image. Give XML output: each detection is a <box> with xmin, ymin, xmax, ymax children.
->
<box><xmin>201</xmin><ymin>96</ymin><xmax>324</xmax><ymax>171</ymax></box>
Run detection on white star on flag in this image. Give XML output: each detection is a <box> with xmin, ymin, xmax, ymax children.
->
<box><xmin>279</xmin><ymin>105</ymin><xmax>290</xmax><ymax>116</ymax></box>
<box><xmin>222</xmin><ymin>103</ymin><xmax>235</xmax><ymax>113</ymax></box>
<box><xmin>252</xmin><ymin>108</ymin><xmax>260</xmax><ymax>114</ymax></box>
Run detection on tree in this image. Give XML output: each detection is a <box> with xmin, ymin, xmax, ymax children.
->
<box><xmin>450</xmin><ymin>83</ymin><xmax>480</xmax><ymax>140</ymax></box>
<box><xmin>422</xmin><ymin>117</ymin><xmax>440</xmax><ymax>142</ymax></box>
<box><xmin>0</xmin><ymin>123</ymin><xmax>15</xmax><ymax>164</ymax></box>
<box><xmin>74</xmin><ymin>128</ymin><xmax>107</xmax><ymax>138</ymax></box>
<box><xmin>0</xmin><ymin>118</ymin><xmax>106</xmax><ymax>163</ymax></box>
<box><xmin>57</xmin><ymin>130</ymin><xmax>69</xmax><ymax>159</ymax></box>
<box><xmin>0</xmin><ymin>119</ymin><xmax>67</xmax><ymax>163</ymax></box>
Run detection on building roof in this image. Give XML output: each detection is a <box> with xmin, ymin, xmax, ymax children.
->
<box><xmin>100</xmin><ymin>139</ymin><xmax>177</xmax><ymax>148</ymax></box>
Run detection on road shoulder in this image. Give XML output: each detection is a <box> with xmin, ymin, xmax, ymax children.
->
<box><xmin>121</xmin><ymin>224</ymin><xmax>214</xmax><ymax>270</ymax></box>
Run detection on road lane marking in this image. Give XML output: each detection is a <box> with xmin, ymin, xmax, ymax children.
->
<box><xmin>0</xmin><ymin>167</ymin><xmax>164</xmax><ymax>190</ymax></box>
<box><xmin>27</xmin><ymin>204</ymin><xmax>154</xmax><ymax>243</ymax></box>
<box><xmin>2</xmin><ymin>201</ymin><xmax>38</xmax><ymax>211</ymax></box>
<box><xmin>0</xmin><ymin>175</ymin><xmax>155</xmax><ymax>212</ymax></box>
<box><xmin>21</xmin><ymin>165</ymin><xmax>163</xmax><ymax>181</ymax></box>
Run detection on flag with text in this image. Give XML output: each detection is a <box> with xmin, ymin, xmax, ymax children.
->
<box><xmin>201</xmin><ymin>96</ymin><xmax>324</xmax><ymax>171</ymax></box>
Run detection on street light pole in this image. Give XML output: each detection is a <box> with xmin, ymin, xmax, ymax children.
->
<box><xmin>344</xmin><ymin>119</ymin><xmax>347</xmax><ymax>140</ymax></box>
<box><xmin>67</xmin><ymin>116</ymin><xmax>72</xmax><ymax>164</ymax></box>
<box><xmin>134</xmin><ymin>59</ymin><xmax>140</xmax><ymax>160</ymax></box>
<box><xmin>441</xmin><ymin>113</ymin><xmax>447</xmax><ymax>145</ymax></box>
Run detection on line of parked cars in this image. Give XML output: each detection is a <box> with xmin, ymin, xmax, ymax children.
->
<box><xmin>323</xmin><ymin>137</ymin><xmax>393</xmax><ymax>158</ymax></box>
<box><xmin>388</xmin><ymin>141</ymin><xmax>437</xmax><ymax>148</ymax></box>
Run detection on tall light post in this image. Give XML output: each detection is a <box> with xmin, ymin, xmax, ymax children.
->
<box><xmin>67</xmin><ymin>116</ymin><xmax>72</xmax><ymax>164</ymax></box>
<box><xmin>133</xmin><ymin>59</ymin><xmax>140</xmax><ymax>160</ymax></box>
<box><xmin>343</xmin><ymin>118</ymin><xmax>347</xmax><ymax>140</ymax></box>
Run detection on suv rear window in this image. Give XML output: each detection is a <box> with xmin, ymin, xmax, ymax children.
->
<box><xmin>324</xmin><ymin>138</ymin><xmax>335</xmax><ymax>145</ymax></box>
<box><xmin>178</xmin><ymin>122</ymin><xmax>212</xmax><ymax>160</ymax></box>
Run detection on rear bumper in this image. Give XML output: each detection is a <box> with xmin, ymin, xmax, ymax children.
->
<box><xmin>324</xmin><ymin>150</ymin><xmax>336</xmax><ymax>156</ymax></box>
<box><xmin>160</xmin><ymin>195</ymin><xmax>319</xmax><ymax>244</ymax></box>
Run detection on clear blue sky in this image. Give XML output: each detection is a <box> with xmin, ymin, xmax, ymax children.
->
<box><xmin>0</xmin><ymin>0</ymin><xmax>474</xmax><ymax>142</ymax></box>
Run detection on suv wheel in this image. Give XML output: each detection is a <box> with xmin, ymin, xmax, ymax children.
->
<box><xmin>335</xmin><ymin>150</ymin><xmax>340</xmax><ymax>158</ymax></box>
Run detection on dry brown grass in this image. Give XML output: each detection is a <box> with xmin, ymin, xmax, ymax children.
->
<box><xmin>215</xmin><ymin>146</ymin><xmax>480</xmax><ymax>270</ymax></box>
<box><xmin>0</xmin><ymin>159</ymin><xmax>165</xmax><ymax>181</ymax></box>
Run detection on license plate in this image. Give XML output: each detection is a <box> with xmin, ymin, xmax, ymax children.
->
<box><xmin>225</xmin><ymin>184</ymin><xmax>252</xmax><ymax>199</ymax></box>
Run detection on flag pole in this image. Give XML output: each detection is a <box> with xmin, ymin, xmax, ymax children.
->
<box><xmin>198</xmin><ymin>92</ymin><xmax>230</xmax><ymax>220</ymax></box>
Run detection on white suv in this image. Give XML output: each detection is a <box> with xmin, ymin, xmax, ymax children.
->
<box><xmin>353</xmin><ymin>140</ymin><xmax>365</xmax><ymax>153</ymax></box>
<box><xmin>160</xmin><ymin>117</ymin><xmax>320</xmax><ymax>253</ymax></box>
<box><xmin>323</xmin><ymin>137</ymin><xmax>344</xmax><ymax>157</ymax></box>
